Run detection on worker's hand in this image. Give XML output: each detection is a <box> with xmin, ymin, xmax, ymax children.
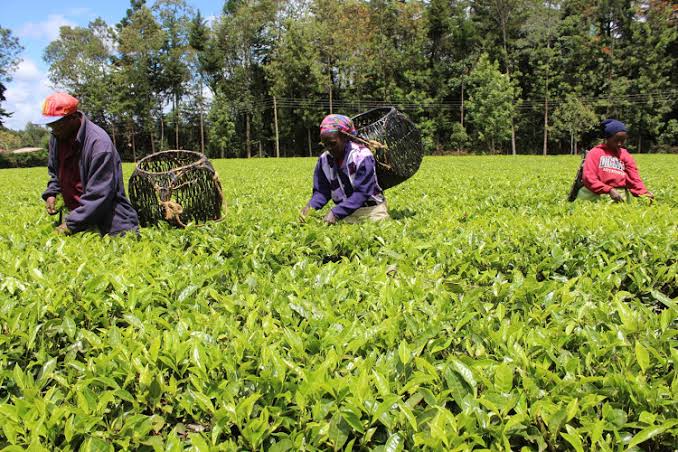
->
<box><xmin>323</xmin><ymin>210</ymin><xmax>337</xmax><ymax>225</ymax></box>
<box><xmin>642</xmin><ymin>191</ymin><xmax>654</xmax><ymax>204</ymax></box>
<box><xmin>55</xmin><ymin>223</ymin><xmax>71</xmax><ymax>235</ymax></box>
<box><xmin>609</xmin><ymin>189</ymin><xmax>624</xmax><ymax>203</ymax></box>
<box><xmin>299</xmin><ymin>205</ymin><xmax>313</xmax><ymax>223</ymax></box>
<box><xmin>46</xmin><ymin>196</ymin><xmax>57</xmax><ymax>215</ymax></box>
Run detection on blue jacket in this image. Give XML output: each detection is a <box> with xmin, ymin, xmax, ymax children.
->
<box><xmin>42</xmin><ymin>113</ymin><xmax>139</xmax><ymax>235</ymax></box>
<box><xmin>309</xmin><ymin>141</ymin><xmax>385</xmax><ymax>219</ymax></box>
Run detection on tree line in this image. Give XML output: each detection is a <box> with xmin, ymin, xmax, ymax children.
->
<box><xmin>2</xmin><ymin>0</ymin><xmax>677</xmax><ymax>159</ymax></box>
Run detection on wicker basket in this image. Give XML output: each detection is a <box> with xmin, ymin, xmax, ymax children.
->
<box><xmin>129</xmin><ymin>150</ymin><xmax>223</xmax><ymax>227</ymax></box>
<box><xmin>567</xmin><ymin>150</ymin><xmax>588</xmax><ymax>202</ymax></box>
<box><xmin>352</xmin><ymin>107</ymin><xmax>424</xmax><ymax>189</ymax></box>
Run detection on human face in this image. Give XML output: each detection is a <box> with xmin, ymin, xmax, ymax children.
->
<box><xmin>606</xmin><ymin>131</ymin><xmax>627</xmax><ymax>151</ymax></box>
<box><xmin>320</xmin><ymin>132</ymin><xmax>347</xmax><ymax>159</ymax></box>
<box><xmin>48</xmin><ymin>113</ymin><xmax>81</xmax><ymax>140</ymax></box>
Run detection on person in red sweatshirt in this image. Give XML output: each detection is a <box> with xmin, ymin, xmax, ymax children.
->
<box><xmin>577</xmin><ymin>119</ymin><xmax>654</xmax><ymax>203</ymax></box>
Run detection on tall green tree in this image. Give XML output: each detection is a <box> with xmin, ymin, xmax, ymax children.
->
<box><xmin>466</xmin><ymin>53</ymin><xmax>517</xmax><ymax>152</ymax></box>
<box><xmin>518</xmin><ymin>0</ymin><xmax>561</xmax><ymax>155</ymax></box>
<box><xmin>210</xmin><ymin>0</ymin><xmax>277</xmax><ymax>157</ymax></box>
<box><xmin>20</xmin><ymin>122</ymin><xmax>50</xmax><ymax>148</ymax></box>
<box><xmin>472</xmin><ymin>0</ymin><xmax>527</xmax><ymax>154</ymax></box>
<box><xmin>621</xmin><ymin>1</ymin><xmax>676</xmax><ymax>152</ymax></box>
<box><xmin>426</xmin><ymin>0</ymin><xmax>480</xmax><ymax>150</ymax></box>
<box><xmin>207</xmin><ymin>92</ymin><xmax>236</xmax><ymax>158</ymax></box>
<box><xmin>551</xmin><ymin>93</ymin><xmax>597</xmax><ymax>154</ymax></box>
<box><xmin>265</xmin><ymin>17</ymin><xmax>325</xmax><ymax>156</ymax></box>
<box><xmin>154</xmin><ymin>0</ymin><xmax>193</xmax><ymax>150</ymax></box>
<box><xmin>189</xmin><ymin>10</ymin><xmax>210</xmax><ymax>153</ymax></box>
<box><xmin>0</xmin><ymin>27</ymin><xmax>23</xmax><ymax>127</ymax></box>
<box><xmin>44</xmin><ymin>19</ymin><xmax>115</xmax><ymax>129</ymax></box>
<box><xmin>115</xmin><ymin>3</ymin><xmax>165</xmax><ymax>158</ymax></box>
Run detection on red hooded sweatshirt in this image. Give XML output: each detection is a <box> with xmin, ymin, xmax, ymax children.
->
<box><xmin>57</xmin><ymin>137</ymin><xmax>84</xmax><ymax>211</ymax></box>
<box><xmin>582</xmin><ymin>144</ymin><xmax>648</xmax><ymax>196</ymax></box>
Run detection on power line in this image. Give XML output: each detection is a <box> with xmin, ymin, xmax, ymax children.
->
<box><xmin>236</xmin><ymin>89</ymin><xmax>677</xmax><ymax>113</ymax></box>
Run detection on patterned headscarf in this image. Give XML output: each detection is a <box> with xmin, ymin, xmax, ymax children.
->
<box><xmin>320</xmin><ymin>114</ymin><xmax>357</xmax><ymax>136</ymax></box>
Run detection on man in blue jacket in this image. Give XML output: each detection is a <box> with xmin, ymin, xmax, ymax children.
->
<box><xmin>37</xmin><ymin>93</ymin><xmax>139</xmax><ymax>236</ymax></box>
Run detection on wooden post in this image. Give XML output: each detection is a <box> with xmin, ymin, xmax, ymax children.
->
<box><xmin>543</xmin><ymin>91</ymin><xmax>549</xmax><ymax>156</ymax></box>
<box><xmin>543</xmin><ymin>50</ymin><xmax>550</xmax><ymax>156</ymax></box>
<box><xmin>174</xmin><ymin>92</ymin><xmax>180</xmax><ymax>149</ymax></box>
<box><xmin>273</xmin><ymin>96</ymin><xmax>280</xmax><ymax>158</ymax></box>
<box><xmin>329</xmin><ymin>72</ymin><xmax>333</xmax><ymax>114</ymax></box>
<box><xmin>131</xmin><ymin>123</ymin><xmax>136</xmax><ymax>162</ymax></box>
<box><xmin>199</xmin><ymin>83</ymin><xmax>205</xmax><ymax>154</ymax></box>
<box><xmin>199</xmin><ymin>111</ymin><xmax>205</xmax><ymax>154</ymax></box>
<box><xmin>148</xmin><ymin>109</ymin><xmax>155</xmax><ymax>154</ymax></box>
<box><xmin>246</xmin><ymin>113</ymin><xmax>251</xmax><ymax>158</ymax></box>
<box><xmin>460</xmin><ymin>76</ymin><xmax>465</xmax><ymax>128</ymax></box>
<box><xmin>307</xmin><ymin>128</ymin><xmax>312</xmax><ymax>157</ymax></box>
<box><xmin>159</xmin><ymin>101</ymin><xmax>164</xmax><ymax>150</ymax></box>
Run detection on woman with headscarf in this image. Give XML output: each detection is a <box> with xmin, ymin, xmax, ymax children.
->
<box><xmin>300</xmin><ymin>114</ymin><xmax>389</xmax><ymax>224</ymax></box>
<box><xmin>577</xmin><ymin>119</ymin><xmax>654</xmax><ymax>203</ymax></box>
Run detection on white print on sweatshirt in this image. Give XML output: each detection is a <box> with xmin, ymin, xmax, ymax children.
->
<box><xmin>599</xmin><ymin>155</ymin><xmax>626</xmax><ymax>175</ymax></box>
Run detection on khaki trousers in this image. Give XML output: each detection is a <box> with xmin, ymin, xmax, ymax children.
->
<box><xmin>576</xmin><ymin>186</ymin><xmax>631</xmax><ymax>203</ymax></box>
<box><xmin>341</xmin><ymin>203</ymin><xmax>390</xmax><ymax>224</ymax></box>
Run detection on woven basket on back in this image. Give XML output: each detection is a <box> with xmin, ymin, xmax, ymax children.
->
<box><xmin>567</xmin><ymin>150</ymin><xmax>588</xmax><ymax>202</ymax></box>
<box><xmin>352</xmin><ymin>107</ymin><xmax>424</xmax><ymax>189</ymax></box>
<box><xmin>129</xmin><ymin>150</ymin><xmax>223</xmax><ymax>227</ymax></box>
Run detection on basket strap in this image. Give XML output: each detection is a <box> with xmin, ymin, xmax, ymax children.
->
<box><xmin>213</xmin><ymin>172</ymin><xmax>224</xmax><ymax>206</ymax></box>
<box><xmin>160</xmin><ymin>200</ymin><xmax>186</xmax><ymax>227</ymax></box>
<box><xmin>340</xmin><ymin>130</ymin><xmax>387</xmax><ymax>150</ymax></box>
<box><xmin>339</xmin><ymin>131</ymin><xmax>393</xmax><ymax>170</ymax></box>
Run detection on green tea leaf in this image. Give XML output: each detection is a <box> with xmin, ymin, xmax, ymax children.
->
<box><xmin>494</xmin><ymin>364</ymin><xmax>513</xmax><ymax>393</ymax></box>
<box><xmin>449</xmin><ymin>358</ymin><xmax>476</xmax><ymax>391</ymax></box>
<box><xmin>635</xmin><ymin>342</ymin><xmax>650</xmax><ymax>373</ymax></box>
<box><xmin>627</xmin><ymin>420</ymin><xmax>678</xmax><ymax>449</ymax></box>
<box><xmin>560</xmin><ymin>425</ymin><xmax>584</xmax><ymax>452</ymax></box>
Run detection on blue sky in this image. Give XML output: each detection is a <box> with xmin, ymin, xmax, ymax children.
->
<box><xmin>2</xmin><ymin>0</ymin><xmax>223</xmax><ymax>130</ymax></box>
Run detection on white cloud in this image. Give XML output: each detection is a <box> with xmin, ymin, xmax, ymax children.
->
<box><xmin>17</xmin><ymin>14</ymin><xmax>76</xmax><ymax>42</ymax></box>
<box><xmin>3</xmin><ymin>58</ymin><xmax>53</xmax><ymax>130</ymax></box>
<box><xmin>13</xmin><ymin>59</ymin><xmax>42</xmax><ymax>82</ymax></box>
<box><xmin>67</xmin><ymin>7</ymin><xmax>94</xmax><ymax>18</ymax></box>
<box><xmin>3</xmin><ymin>10</ymin><xmax>98</xmax><ymax>130</ymax></box>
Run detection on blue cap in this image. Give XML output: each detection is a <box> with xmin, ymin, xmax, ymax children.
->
<box><xmin>601</xmin><ymin>119</ymin><xmax>626</xmax><ymax>138</ymax></box>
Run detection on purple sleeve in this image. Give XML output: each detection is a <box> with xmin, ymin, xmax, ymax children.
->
<box><xmin>42</xmin><ymin>136</ymin><xmax>61</xmax><ymax>200</ymax></box>
<box><xmin>331</xmin><ymin>156</ymin><xmax>377</xmax><ymax>219</ymax></box>
<box><xmin>309</xmin><ymin>156</ymin><xmax>331</xmax><ymax>209</ymax></box>
<box><xmin>66</xmin><ymin>143</ymin><xmax>116</xmax><ymax>232</ymax></box>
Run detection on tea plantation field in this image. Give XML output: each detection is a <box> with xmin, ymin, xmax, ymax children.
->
<box><xmin>0</xmin><ymin>155</ymin><xmax>676</xmax><ymax>451</ymax></box>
